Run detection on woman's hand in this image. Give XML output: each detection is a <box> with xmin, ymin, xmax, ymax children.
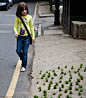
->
<box><xmin>15</xmin><ymin>34</ymin><xmax>18</xmax><ymax>38</ymax></box>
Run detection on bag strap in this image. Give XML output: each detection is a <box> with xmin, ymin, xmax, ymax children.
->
<box><xmin>20</xmin><ymin>17</ymin><xmax>31</xmax><ymax>38</ymax></box>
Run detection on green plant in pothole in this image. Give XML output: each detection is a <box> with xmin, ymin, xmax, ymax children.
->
<box><xmin>74</xmin><ymin>71</ymin><xmax>77</xmax><ymax>73</ymax></box>
<box><xmin>58</xmin><ymin>66</ymin><xmax>60</xmax><ymax>69</ymax></box>
<box><xmin>66</xmin><ymin>95</ymin><xmax>70</xmax><ymax>98</ymax></box>
<box><xmin>69</xmin><ymin>91</ymin><xmax>73</xmax><ymax>94</ymax></box>
<box><xmin>52</xmin><ymin>92</ymin><xmax>56</xmax><ymax>95</ymax></box>
<box><xmin>55</xmin><ymin>82</ymin><xmax>59</xmax><ymax>86</ymax></box>
<box><xmin>43</xmin><ymin>90</ymin><xmax>47</xmax><ymax>96</ymax></box>
<box><xmin>43</xmin><ymin>83</ymin><xmax>45</xmax><ymax>85</ymax></box>
<box><xmin>36</xmin><ymin>82</ymin><xmax>39</xmax><ymax>84</ymax></box>
<box><xmin>65</xmin><ymin>81</ymin><xmax>69</xmax><ymax>84</ymax></box>
<box><xmin>69</xmin><ymin>70</ymin><xmax>71</xmax><ymax>73</ymax></box>
<box><xmin>80</xmin><ymin>89</ymin><xmax>83</xmax><ymax>92</ymax></box>
<box><xmin>46</xmin><ymin>71</ymin><xmax>48</xmax><ymax>73</ymax></box>
<box><xmin>53</xmin><ymin>85</ymin><xmax>57</xmax><ymax>89</ymax></box>
<box><xmin>84</xmin><ymin>67</ymin><xmax>86</xmax><ymax>72</ymax></box>
<box><xmin>68</xmin><ymin>86</ymin><xmax>72</xmax><ymax>90</ymax></box>
<box><xmin>51</xmin><ymin>77</ymin><xmax>54</xmax><ymax>80</ymax></box>
<box><xmin>76</xmin><ymin>81</ymin><xmax>79</xmax><ymax>85</ymax></box>
<box><xmin>61</xmin><ymin>71</ymin><xmax>64</xmax><ymax>74</ymax></box>
<box><xmin>59</xmin><ymin>87</ymin><xmax>62</xmax><ymax>91</ymax></box>
<box><xmin>71</xmin><ymin>66</ymin><xmax>74</xmax><ymax>69</ymax></box>
<box><xmin>65</xmin><ymin>65</ymin><xmax>67</xmax><ymax>68</ymax></box>
<box><xmin>38</xmin><ymin>87</ymin><xmax>42</xmax><ymax>92</ymax></box>
<box><xmin>50</xmin><ymin>80</ymin><xmax>53</xmax><ymax>84</ymax></box>
<box><xmin>48</xmin><ymin>85</ymin><xmax>51</xmax><ymax>90</ymax></box>
<box><xmin>64</xmin><ymin>89</ymin><xmax>68</xmax><ymax>93</ymax></box>
<box><xmin>80</xmin><ymin>64</ymin><xmax>83</xmax><ymax>68</ymax></box>
<box><xmin>70</xmin><ymin>76</ymin><xmax>72</xmax><ymax>79</ymax></box>
<box><xmin>78</xmin><ymin>72</ymin><xmax>81</xmax><ymax>76</ymax></box>
<box><xmin>45</xmin><ymin>78</ymin><xmax>48</xmax><ymax>82</ymax></box>
<box><xmin>47</xmin><ymin>72</ymin><xmax>51</xmax><ymax>78</ymax></box>
<box><xmin>59</xmin><ymin>93</ymin><xmax>62</xmax><ymax>96</ymax></box>
<box><xmin>79</xmin><ymin>85</ymin><xmax>83</xmax><ymax>88</ymax></box>
<box><xmin>61</xmin><ymin>84</ymin><xmax>64</xmax><ymax>88</ymax></box>
<box><xmin>75</xmin><ymin>87</ymin><xmax>79</xmax><ymax>91</ymax></box>
<box><xmin>60</xmin><ymin>75</ymin><xmax>63</xmax><ymax>79</ymax></box>
<box><xmin>80</xmin><ymin>75</ymin><xmax>84</xmax><ymax>80</ymax></box>
<box><xmin>34</xmin><ymin>95</ymin><xmax>39</xmax><ymax>98</ymax></box>
<box><xmin>70</xmin><ymin>82</ymin><xmax>73</xmax><ymax>86</ymax></box>
<box><xmin>52</xmin><ymin>70</ymin><xmax>55</xmax><ymax>72</ymax></box>
<box><xmin>41</xmin><ymin>74</ymin><xmax>46</xmax><ymax>79</ymax></box>
<box><xmin>39</xmin><ymin>70</ymin><xmax>42</xmax><ymax>74</ymax></box>
<box><xmin>58</xmin><ymin>95</ymin><xmax>61</xmax><ymax>98</ymax></box>
<box><xmin>69</xmin><ymin>78</ymin><xmax>71</xmax><ymax>82</ymax></box>
<box><xmin>61</xmin><ymin>68</ymin><xmax>63</xmax><ymax>71</ymax></box>
<box><xmin>53</xmin><ymin>72</ymin><xmax>57</xmax><ymax>76</ymax></box>
<box><xmin>78</xmin><ymin>91</ymin><xmax>82</xmax><ymax>96</ymax></box>
<box><xmin>64</xmin><ymin>72</ymin><xmax>66</xmax><ymax>75</ymax></box>
<box><xmin>59</xmin><ymin>80</ymin><xmax>62</xmax><ymax>83</ymax></box>
<box><xmin>77</xmin><ymin>78</ymin><xmax>80</xmax><ymax>82</ymax></box>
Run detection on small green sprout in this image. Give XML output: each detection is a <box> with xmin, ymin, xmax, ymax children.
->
<box><xmin>80</xmin><ymin>64</ymin><xmax>83</xmax><ymax>68</ymax></box>
<box><xmin>51</xmin><ymin>77</ymin><xmax>54</xmax><ymax>79</ymax></box>
<box><xmin>52</xmin><ymin>92</ymin><xmax>56</xmax><ymax>95</ymax></box>
<box><xmin>69</xmin><ymin>70</ymin><xmax>71</xmax><ymax>73</ymax></box>
<box><xmin>80</xmin><ymin>89</ymin><xmax>83</xmax><ymax>92</ymax></box>
<box><xmin>58</xmin><ymin>95</ymin><xmax>61</xmax><ymax>98</ymax></box>
<box><xmin>58</xmin><ymin>66</ymin><xmax>60</xmax><ymax>69</ymax></box>
<box><xmin>34</xmin><ymin>95</ymin><xmax>39</xmax><ymax>98</ymax></box>
<box><xmin>64</xmin><ymin>89</ymin><xmax>68</xmax><ymax>93</ymax></box>
<box><xmin>36</xmin><ymin>82</ymin><xmax>39</xmax><ymax>84</ymax></box>
<box><xmin>59</xmin><ymin>87</ymin><xmax>62</xmax><ymax>91</ymax></box>
<box><xmin>79</xmin><ymin>85</ymin><xmax>83</xmax><ymax>88</ymax></box>
<box><xmin>52</xmin><ymin>70</ymin><xmax>55</xmax><ymax>72</ymax></box>
<box><xmin>71</xmin><ymin>66</ymin><xmax>74</xmax><ymax>69</ymax></box>
<box><xmin>78</xmin><ymin>92</ymin><xmax>81</xmax><ymax>96</ymax></box>
<box><xmin>65</xmin><ymin>81</ymin><xmax>69</xmax><ymax>84</ymax></box>
<box><xmin>53</xmin><ymin>85</ymin><xmax>57</xmax><ymax>89</ymax></box>
<box><xmin>60</xmin><ymin>75</ymin><xmax>63</xmax><ymax>79</ymax></box>
<box><xmin>66</xmin><ymin>95</ymin><xmax>70</xmax><ymax>98</ymax></box>
<box><xmin>65</xmin><ymin>65</ymin><xmax>67</xmax><ymax>68</ymax></box>
<box><xmin>61</xmin><ymin>68</ymin><xmax>63</xmax><ymax>71</ymax></box>
<box><xmin>38</xmin><ymin>87</ymin><xmax>41</xmax><ymax>92</ymax></box>
<box><xmin>84</xmin><ymin>67</ymin><xmax>86</xmax><ymax>72</ymax></box>
<box><xmin>64</xmin><ymin>72</ymin><xmax>66</xmax><ymax>75</ymax></box>
<box><xmin>69</xmin><ymin>91</ymin><xmax>73</xmax><ymax>94</ymax></box>
<box><xmin>70</xmin><ymin>76</ymin><xmax>72</xmax><ymax>79</ymax></box>
<box><xmin>50</xmin><ymin>80</ymin><xmax>53</xmax><ymax>84</ymax></box>
<box><xmin>39</xmin><ymin>70</ymin><xmax>42</xmax><ymax>74</ymax></box>
<box><xmin>46</xmin><ymin>71</ymin><xmax>48</xmax><ymax>73</ymax></box>
<box><xmin>70</xmin><ymin>82</ymin><xmax>73</xmax><ymax>86</ymax></box>
<box><xmin>77</xmin><ymin>78</ymin><xmax>80</xmax><ymax>82</ymax></box>
<box><xmin>69</xmin><ymin>78</ymin><xmax>71</xmax><ymax>82</ymax></box>
<box><xmin>76</xmin><ymin>81</ymin><xmax>79</xmax><ymax>85</ymax></box>
<box><xmin>61</xmin><ymin>84</ymin><xmax>64</xmax><ymax>88</ymax></box>
<box><xmin>55</xmin><ymin>82</ymin><xmax>59</xmax><ymax>86</ymax></box>
<box><xmin>53</xmin><ymin>72</ymin><xmax>57</xmax><ymax>76</ymax></box>
<box><xmin>59</xmin><ymin>93</ymin><xmax>62</xmax><ymax>96</ymax></box>
<box><xmin>45</xmin><ymin>78</ymin><xmax>48</xmax><ymax>82</ymax></box>
<box><xmin>47</xmin><ymin>73</ymin><xmax>51</xmax><ymax>78</ymax></box>
<box><xmin>43</xmin><ymin>83</ymin><xmax>45</xmax><ymax>85</ymax></box>
<box><xmin>78</xmin><ymin>72</ymin><xmax>80</xmax><ymax>76</ymax></box>
<box><xmin>74</xmin><ymin>71</ymin><xmax>77</xmax><ymax>73</ymax></box>
<box><xmin>48</xmin><ymin>86</ymin><xmax>51</xmax><ymax>90</ymax></box>
<box><xmin>59</xmin><ymin>80</ymin><xmax>62</xmax><ymax>83</ymax></box>
<box><xmin>75</xmin><ymin>87</ymin><xmax>79</xmax><ymax>91</ymax></box>
<box><xmin>61</xmin><ymin>71</ymin><xmax>64</xmax><ymax>74</ymax></box>
<box><xmin>80</xmin><ymin>75</ymin><xmax>84</xmax><ymax>80</ymax></box>
<box><xmin>68</xmin><ymin>86</ymin><xmax>72</xmax><ymax>90</ymax></box>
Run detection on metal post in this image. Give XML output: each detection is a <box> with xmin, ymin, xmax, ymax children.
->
<box><xmin>54</xmin><ymin>0</ymin><xmax>60</xmax><ymax>25</ymax></box>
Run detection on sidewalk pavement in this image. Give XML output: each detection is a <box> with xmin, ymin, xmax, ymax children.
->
<box><xmin>30</xmin><ymin>1</ymin><xmax>86</xmax><ymax>98</ymax></box>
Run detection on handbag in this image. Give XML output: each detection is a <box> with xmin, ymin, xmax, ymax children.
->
<box><xmin>20</xmin><ymin>17</ymin><xmax>32</xmax><ymax>45</ymax></box>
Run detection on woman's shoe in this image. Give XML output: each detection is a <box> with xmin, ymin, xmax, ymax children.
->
<box><xmin>20</xmin><ymin>67</ymin><xmax>26</xmax><ymax>72</ymax></box>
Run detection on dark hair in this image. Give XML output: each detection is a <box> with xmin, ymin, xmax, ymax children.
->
<box><xmin>16</xmin><ymin>2</ymin><xmax>29</xmax><ymax>17</ymax></box>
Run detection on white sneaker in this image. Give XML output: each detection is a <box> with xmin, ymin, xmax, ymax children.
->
<box><xmin>20</xmin><ymin>67</ymin><xmax>26</xmax><ymax>72</ymax></box>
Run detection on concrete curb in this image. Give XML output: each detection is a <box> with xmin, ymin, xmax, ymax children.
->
<box><xmin>38</xmin><ymin>24</ymin><xmax>41</xmax><ymax>36</ymax></box>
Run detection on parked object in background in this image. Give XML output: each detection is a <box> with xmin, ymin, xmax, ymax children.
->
<box><xmin>9</xmin><ymin>0</ymin><xmax>13</xmax><ymax>7</ymax></box>
<box><xmin>0</xmin><ymin>0</ymin><xmax>10</xmax><ymax>10</ymax></box>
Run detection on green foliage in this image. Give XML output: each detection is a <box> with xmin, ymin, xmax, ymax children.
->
<box><xmin>53</xmin><ymin>85</ymin><xmax>57</xmax><ymax>89</ymax></box>
<box><xmin>79</xmin><ymin>85</ymin><xmax>83</xmax><ymax>88</ymax></box>
<box><xmin>77</xmin><ymin>78</ymin><xmax>80</xmax><ymax>82</ymax></box>
<box><xmin>34</xmin><ymin>95</ymin><xmax>39</xmax><ymax>98</ymax></box>
<box><xmin>59</xmin><ymin>87</ymin><xmax>62</xmax><ymax>91</ymax></box>
<box><xmin>69</xmin><ymin>91</ymin><xmax>73</xmax><ymax>94</ymax></box>
<box><xmin>71</xmin><ymin>66</ymin><xmax>74</xmax><ymax>69</ymax></box>
<box><xmin>58</xmin><ymin>66</ymin><xmax>60</xmax><ymax>69</ymax></box>
<box><xmin>70</xmin><ymin>82</ymin><xmax>73</xmax><ymax>86</ymax></box>
<box><xmin>66</xmin><ymin>95</ymin><xmax>70</xmax><ymax>98</ymax></box>
<box><xmin>51</xmin><ymin>77</ymin><xmax>54</xmax><ymax>79</ymax></box>
<box><xmin>65</xmin><ymin>65</ymin><xmax>67</xmax><ymax>68</ymax></box>
<box><xmin>80</xmin><ymin>64</ymin><xmax>83</xmax><ymax>68</ymax></box>
<box><xmin>55</xmin><ymin>82</ymin><xmax>59</xmax><ymax>86</ymax></box>
<box><xmin>65</xmin><ymin>81</ymin><xmax>69</xmax><ymax>84</ymax></box>
<box><xmin>78</xmin><ymin>92</ymin><xmax>82</xmax><ymax>96</ymax></box>
<box><xmin>61</xmin><ymin>84</ymin><xmax>64</xmax><ymax>88</ymax></box>
<box><xmin>68</xmin><ymin>86</ymin><xmax>72</xmax><ymax>90</ymax></box>
<box><xmin>38</xmin><ymin>87</ymin><xmax>41</xmax><ymax>92</ymax></box>
<box><xmin>75</xmin><ymin>87</ymin><xmax>79</xmax><ymax>91</ymax></box>
<box><xmin>52</xmin><ymin>92</ymin><xmax>56</xmax><ymax>95</ymax></box>
<box><xmin>45</xmin><ymin>78</ymin><xmax>48</xmax><ymax>82</ymax></box>
<box><xmin>64</xmin><ymin>89</ymin><xmax>68</xmax><ymax>93</ymax></box>
<box><xmin>64</xmin><ymin>72</ymin><xmax>66</xmax><ymax>75</ymax></box>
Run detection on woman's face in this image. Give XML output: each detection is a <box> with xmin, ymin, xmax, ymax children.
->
<box><xmin>21</xmin><ymin>7</ymin><xmax>27</xmax><ymax>16</ymax></box>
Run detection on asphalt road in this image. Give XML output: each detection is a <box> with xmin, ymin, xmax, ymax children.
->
<box><xmin>0</xmin><ymin>2</ymin><xmax>38</xmax><ymax>98</ymax></box>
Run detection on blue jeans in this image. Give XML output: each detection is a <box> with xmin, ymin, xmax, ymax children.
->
<box><xmin>16</xmin><ymin>35</ymin><xmax>30</xmax><ymax>68</ymax></box>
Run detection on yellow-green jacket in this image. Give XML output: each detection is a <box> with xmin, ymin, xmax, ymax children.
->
<box><xmin>13</xmin><ymin>15</ymin><xmax>35</xmax><ymax>40</ymax></box>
